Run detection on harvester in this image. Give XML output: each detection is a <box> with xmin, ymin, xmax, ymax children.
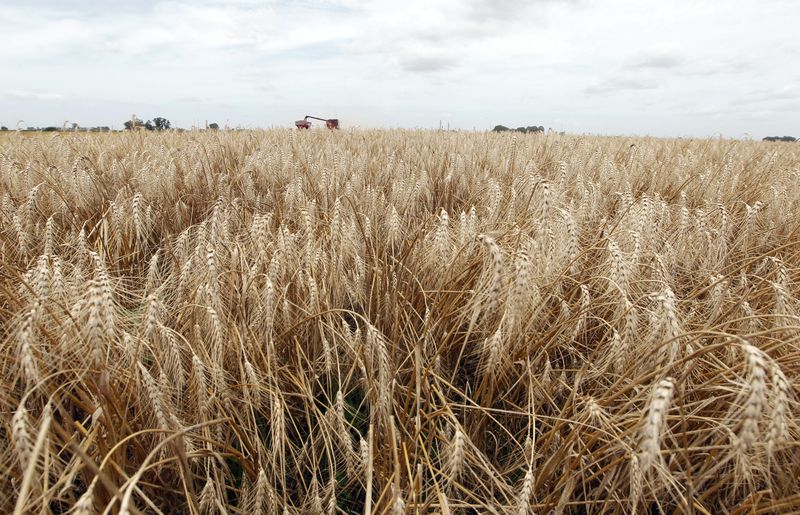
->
<box><xmin>295</xmin><ymin>115</ymin><xmax>339</xmax><ymax>129</ymax></box>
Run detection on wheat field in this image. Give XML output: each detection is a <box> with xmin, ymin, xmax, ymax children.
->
<box><xmin>1</xmin><ymin>129</ymin><xmax>798</xmax><ymax>513</ymax></box>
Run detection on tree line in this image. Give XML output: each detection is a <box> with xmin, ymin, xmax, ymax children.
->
<box><xmin>123</xmin><ymin>117</ymin><xmax>220</xmax><ymax>131</ymax></box>
<box><xmin>124</xmin><ymin>116</ymin><xmax>171</xmax><ymax>131</ymax></box>
<box><xmin>763</xmin><ymin>136</ymin><xmax>797</xmax><ymax>142</ymax></box>
<box><xmin>492</xmin><ymin>125</ymin><xmax>545</xmax><ymax>134</ymax></box>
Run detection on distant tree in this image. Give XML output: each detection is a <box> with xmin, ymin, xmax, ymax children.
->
<box><xmin>208</xmin><ymin>123</ymin><xmax>219</xmax><ymax>130</ymax></box>
<box><xmin>763</xmin><ymin>136</ymin><xmax>797</xmax><ymax>142</ymax></box>
<box><xmin>0</xmin><ymin>126</ymin><xmax>7</xmax><ymax>131</ymax></box>
<box><xmin>124</xmin><ymin>116</ymin><xmax>145</xmax><ymax>130</ymax></box>
<box><xmin>493</xmin><ymin>124</ymin><xmax>544</xmax><ymax>133</ymax></box>
<box><xmin>152</xmin><ymin>117</ymin><xmax>171</xmax><ymax>131</ymax></box>
<box><xmin>42</xmin><ymin>127</ymin><xmax>59</xmax><ymax>132</ymax></box>
<box><xmin>123</xmin><ymin>117</ymin><xmax>167</xmax><ymax>131</ymax></box>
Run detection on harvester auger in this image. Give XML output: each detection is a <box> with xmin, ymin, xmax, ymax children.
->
<box><xmin>295</xmin><ymin>115</ymin><xmax>339</xmax><ymax>129</ymax></box>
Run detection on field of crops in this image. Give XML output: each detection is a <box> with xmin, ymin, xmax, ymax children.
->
<box><xmin>1</xmin><ymin>130</ymin><xmax>799</xmax><ymax>513</ymax></box>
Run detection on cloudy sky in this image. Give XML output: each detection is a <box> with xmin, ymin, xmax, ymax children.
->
<box><xmin>1</xmin><ymin>0</ymin><xmax>798</xmax><ymax>137</ymax></box>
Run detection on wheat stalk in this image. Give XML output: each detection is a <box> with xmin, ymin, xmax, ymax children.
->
<box><xmin>639</xmin><ymin>377</ymin><xmax>675</xmax><ymax>473</ymax></box>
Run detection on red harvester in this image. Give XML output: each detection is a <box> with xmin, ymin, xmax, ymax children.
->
<box><xmin>295</xmin><ymin>115</ymin><xmax>339</xmax><ymax>129</ymax></box>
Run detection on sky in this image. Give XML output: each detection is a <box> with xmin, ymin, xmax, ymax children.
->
<box><xmin>1</xmin><ymin>0</ymin><xmax>798</xmax><ymax>138</ymax></box>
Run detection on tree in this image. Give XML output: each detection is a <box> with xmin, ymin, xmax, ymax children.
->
<box><xmin>208</xmin><ymin>123</ymin><xmax>219</xmax><ymax>130</ymax></box>
<box><xmin>0</xmin><ymin>126</ymin><xmax>7</xmax><ymax>131</ymax></box>
<box><xmin>763</xmin><ymin>136</ymin><xmax>797</xmax><ymax>142</ymax></box>
<box><xmin>144</xmin><ymin>120</ymin><xmax>155</xmax><ymax>131</ymax></box>
<box><xmin>152</xmin><ymin>117</ymin><xmax>171</xmax><ymax>131</ymax></box>
<box><xmin>124</xmin><ymin>117</ymin><xmax>145</xmax><ymax>130</ymax></box>
<box><xmin>493</xmin><ymin>124</ymin><xmax>544</xmax><ymax>133</ymax></box>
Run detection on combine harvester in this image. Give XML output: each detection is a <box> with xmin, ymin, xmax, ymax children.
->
<box><xmin>295</xmin><ymin>115</ymin><xmax>339</xmax><ymax>129</ymax></box>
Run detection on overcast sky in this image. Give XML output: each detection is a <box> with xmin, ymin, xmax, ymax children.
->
<box><xmin>1</xmin><ymin>0</ymin><xmax>798</xmax><ymax>137</ymax></box>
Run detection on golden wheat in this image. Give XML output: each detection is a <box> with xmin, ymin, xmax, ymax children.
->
<box><xmin>0</xmin><ymin>129</ymin><xmax>798</xmax><ymax>513</ymax></box>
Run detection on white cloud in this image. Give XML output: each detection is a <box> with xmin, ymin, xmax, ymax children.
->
<box><xmin>730</xmin><ymin>85</ymin><xmax>800</xmax><ymax>106</ymax></box>
<box><xmin>584</xmin><ymin>77</ymin><xmax>660</xmax><ymax>95</ymax></box>
<box><xmin>625</xmin><ymin>51</ymin><xmax>684</xmax><ymax>70</ymax></box>
<box><xmin>398</xmin><ymin>52</ymin><xmax>459</xmax><ymax>73</ymax></box>
<box><xmin>6</xmin><ymin>90</ymin><xmax>64</xmax><ymax>101</ymax></box>
<box><xmin>0</xmin><ymin>0</ymin><xmax>798</xmax><ymax>137</ymax></box>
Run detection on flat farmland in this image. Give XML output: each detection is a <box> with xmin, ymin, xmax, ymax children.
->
<box><xmin>1</xmin><ymin>130</ymin><xmax>799</xmax><ymax>513</ymax></box>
